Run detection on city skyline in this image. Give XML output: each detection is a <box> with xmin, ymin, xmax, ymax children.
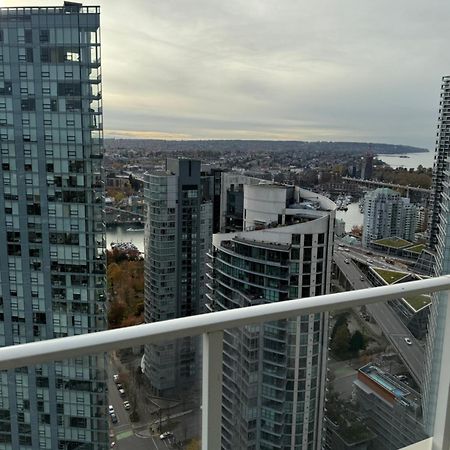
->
<box><xmin>4</xmin><ymin>0</ymin><xmax>450</xmax><ymax>149</ymax></box>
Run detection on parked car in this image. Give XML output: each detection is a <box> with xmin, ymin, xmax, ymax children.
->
<box><xmin>118</xmin><ymin>388</ymin><xmax>125</xmax><ymax>397</ymax></box>
<box><xmin>123</xmin><ymin>401</ymin><xmax>130</xmax><ymax>410</ymax></box>
<box><xmin>344</xmin><ymin>259</ymin><xmax>349</xmax><ymax>264</ymax></box>
<box><xmin>116</xmin><ymin>383</ymin><xmax>123</xmax><ymax>390</ymax></box>
<box><xmin>113</xmin><ymin>374</ymin><xmax>119</xmax><ymax>383</ymax></box>
<box><xmin>110</xmin><ymin>413</ymin><xmax>118</xmax><ymax>424</ymax></box>
<box><xmin>108</xmin><ymin>405</ymin><xmax>115</xmax><ymax>415</ymax></box>
<box><xmin>404</xmin><ymin>337</ymin><xmax>412</xmax><ymax>345</ymax></box>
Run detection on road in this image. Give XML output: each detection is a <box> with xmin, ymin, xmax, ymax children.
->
<box><xmin>334</xmin><ymin>251</ymin><xmax>424</xmax><ymax>384</ymax></box>
<box><xmin>107</xmin><ymin>367</ymin><xmax>199</xmax><ymax>449</ymax></box>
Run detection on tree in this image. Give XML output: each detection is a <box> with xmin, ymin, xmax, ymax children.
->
<box><xmin>331</xmin><ymin>312</ymin><xmax>349</xmax><ymax>340</ymax></box>
<box><xmin>331</xmin><ymin>324</ymin><xmax>351</xmax><ymax>358</ymax></box>
<box><xmin>186</xmin><ymin>439</ymin><xmax>201</xmax><ymax>450</ymax></box>
<box><xmin>108</xmin><ymin>301</ymin><xmax>127</xmax><ymax>328</ymax></box>
<box><xmin>351</xmin><ymin>225</ymin><xmax>363</xmax><ymax>237</ymax></box>
<box><xmin>349</xmin><ymin>330</ymin><xmax>366</xmax><ymax>354</ymax></box>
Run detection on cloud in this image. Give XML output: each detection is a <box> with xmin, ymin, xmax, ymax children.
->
<box><xmin>4</xmin><ymin>0</ymin><xmax>450</xmax><ymax>147</ymax></box>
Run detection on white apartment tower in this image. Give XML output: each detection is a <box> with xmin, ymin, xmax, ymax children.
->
<box><xmin>207</xmin><ymin>183</ymin><xmax>336</xmax><ymax>450</ymax></box>
<box><xmin>362</xmin><ymin>188</ymin><xmax>418</xmax><ymax>247</ymax></box>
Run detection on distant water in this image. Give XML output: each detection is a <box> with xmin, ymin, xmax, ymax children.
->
<box><xmin>336</xmin><ymin>202</ymin><xmax>363</xmax><ymax>232</ymax></box>
<box><xmin>106</xmin><ymin>225</ymin><xmax>145</xmax><ymax>253</ymax></box>
<box><xmin>378</xmin><ymin>150</ymin><xmax>434</xmax><ymax>170</ymax></box>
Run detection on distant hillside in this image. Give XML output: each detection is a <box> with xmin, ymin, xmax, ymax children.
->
<box><xmin>104</xmin><ymin>139</ymin><xmax>427</xmax><ymax>154</ymax></box>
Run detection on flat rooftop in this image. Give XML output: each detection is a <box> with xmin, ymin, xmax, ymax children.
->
<box><xmin>373</xmin><ymin>237</ymin><xmax>412</xmax><ymax>248</ymax></box>
<box><xmin>360</xmin><ymin>364</ymin><xmax>409</xmax><ymax>400</ymax></box>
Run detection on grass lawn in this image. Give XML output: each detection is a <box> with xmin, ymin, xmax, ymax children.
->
<box><xmin>373</xmin><ymin>268</ymin><xmax>408</xmax><ymax>284</ymax></box>
<box><xmin>373</xmin><ymin>237</ymin><xmax>411</xmax><ymax>248</ymax></box>
<box><xmin>405</xmin><ymin>244</ymin><xmax>426</xmax><ymax>254</ymax></box>
<box><xmin>403</xmin><ymin>294</ymin><xmax>431</xmax><ymax>311</ymax></box>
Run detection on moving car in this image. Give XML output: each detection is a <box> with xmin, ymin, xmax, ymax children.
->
<box><xmin>160</xmin><ymin>431</ymin><xmax>173</xmax><ymax>440</ymax></box>
<box><xmin>404</xmin><ymin>337</ymin><xmax>412</xmax><ymax>345</ymax></box>
<box><xmin>344</xmin><ymin>259</ymin><xmax>349</xmax><ymax>264</ymax></box>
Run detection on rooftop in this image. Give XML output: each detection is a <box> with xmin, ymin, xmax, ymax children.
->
<box><xmin>373</xmin><ymin>267</ymin><xmax>409</xmax><ymax>284</ymax></box>
<box><xmin>374</xmin><ymin>237</ymin><xmax>412</xmax><ymax>248</ymax></box>
<box><xmin>406</xmin><ymin>244</ymin><xmax>427</xmax><ymax>254</ymax></box>
<box><xmin>360</xmin><ymin>364</ymin><xmax>410</xmax><ymax>400</ymax></box>
<box><xmin>403</xmin><ymin>294</ymin><xmax>431</xmax><ymax>311</ymax></box>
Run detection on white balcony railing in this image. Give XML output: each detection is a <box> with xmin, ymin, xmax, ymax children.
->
<box><xmin>0</xmin><ymin>276</ymin><xmax>450</xmax><ymax>449</ymax></box>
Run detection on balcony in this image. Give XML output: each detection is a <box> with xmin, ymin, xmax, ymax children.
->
<box><xmin>0</xmin><ymin>277</ymin><xmax>450</xmax><ymax>449</ymax></box>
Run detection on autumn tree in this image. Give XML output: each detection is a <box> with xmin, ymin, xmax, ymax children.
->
<box><xmin>351</xmin><ymin>225</ymin><xmax>363</xmax><ymax>237</ymax></box>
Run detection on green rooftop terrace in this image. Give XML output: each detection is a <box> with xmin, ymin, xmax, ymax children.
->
<box><xmin>373</xmin><ymin>268</ymin><xmax>409</xmax><ymax>284</ymax></box>
<box><xmin>403</xmin><ymin>294</ymin><xmax>431</xmax><ymax>311</ymax></box>
<box><xmin>405</xmin><ymin>244</ymin><xmax>426</xmax><ymax>254</ymax></box>
<box><xmin>373</xmin><ymin>237</ymin><xmax>412</xmax><ymax>248</ymax></box>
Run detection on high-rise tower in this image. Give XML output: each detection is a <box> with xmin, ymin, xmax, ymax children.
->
<box><xmin>0</xmin><ymin>3</ymin><xmax>108</xmax><ymax>449</ymax></box>
<box><xmin>428</xmin><ymin>76</ymin><xmax>450</xmax><ymax>250</ymax></box>
<box><xmin>362</xmin><ymin>187</ymin><xmax>418</xmax><ymax>247</ymax></box>
<box><xmin>207</xmin><ymin>183</ymin><xmax>336</xmax><ymax>449</ymax></box>
<box><xmin>423</xmin><ymin>76</ymin><xmax>450</xmax><ymax>434</ymax></box>
<box><xmin>143</xmin><ymin>159</ymin><xmax>213</xmax><ymax>395</ymax></box>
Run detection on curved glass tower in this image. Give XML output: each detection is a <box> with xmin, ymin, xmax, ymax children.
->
<box><xmin>207</xmin><ymin>184</ymin><xmax>336</xmax><ymax>450</ymax></box>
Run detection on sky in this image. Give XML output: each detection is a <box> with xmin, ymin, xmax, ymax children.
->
<box><xmin>3</xmin><ymin>0</ymin><xmax>450</xmax><ymax>148</ymax></box>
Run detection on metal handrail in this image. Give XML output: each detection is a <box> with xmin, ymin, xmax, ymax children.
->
<box><xmin>0</xmin><ymin>276</ymin><xmax>449</xmax><ymax>370</ymax></box>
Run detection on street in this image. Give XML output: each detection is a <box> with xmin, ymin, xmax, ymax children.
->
<box><xmin>107</xmin><ymin>360</ymin><xmax>200</xmax><ymax>450</ymax></box>
<box><xmin>334</xmin><ymin>251</ymin><xmax>424</xmax><ymax>384</ymax></box>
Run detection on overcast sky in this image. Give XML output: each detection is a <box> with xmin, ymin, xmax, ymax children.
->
<box><xmin>4</xmin><ymin>0</ymin><xmax>450</xmax><ymax>148</ymax></box>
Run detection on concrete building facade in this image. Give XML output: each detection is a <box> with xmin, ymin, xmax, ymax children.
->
<box><xmin>0</xmin><ymin>4</ymin><xmax>108</xmax><ymax>449</ymax></box>
<box><xmin>207</xmin><ymin>183</ymin><xmax>336</xmax><ymax>450</ymax></box>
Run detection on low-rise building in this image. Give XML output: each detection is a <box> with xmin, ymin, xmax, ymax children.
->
<box><xmin>353</xmin><ymin>364</ymin><xmax>427</xmax><ymax>449</ymax></box>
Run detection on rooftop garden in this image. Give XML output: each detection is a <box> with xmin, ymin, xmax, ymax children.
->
<box><xmin>403</xmin><ymin>294</ymin><xmax>431</xmax><ymax>311</ymax></box>
<box><xmin>373</xmin><ymin>267</ymin><xmax>409</xmax><ymax>284</ymax></box>
<box><xmin>405</xmin><ymin>244</ymin><xmax>426</xmax><ymax>254</ymax></box>
<box><xmin>373</xmin><ymin>237</ymin><xmax>412</xmax><ymax>248</ymax></box>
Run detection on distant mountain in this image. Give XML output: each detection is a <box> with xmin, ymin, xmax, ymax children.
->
<box><xmin>104</xmin><ymin>139</ymin><xmax>428</xmax><ymax>154</ymax></box>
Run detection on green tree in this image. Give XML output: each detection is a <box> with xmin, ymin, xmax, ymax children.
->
<box><xmin>349</xmin><ymin>330</ymin><xmax>366</xmax><ymax>354</ymax></box>
<box><xmin>331</xmin><ymin>312</ymin><xmax>349</xmax><ymax>340</ymax></box>
<box><xmin>331</xmin><ymin>324</ymin><xmax>351</xmax><ymax>358</ymax></box>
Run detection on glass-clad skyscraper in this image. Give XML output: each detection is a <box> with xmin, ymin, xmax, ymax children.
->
<box><xmin>424</xmin><ymin>76</ymin><xmax>450</xmax><ymax>435</ymax></box>
<box><xmin>207</xmin><ymin>183</ymin><xmax>336</xmax><ymax>450</ymax></box>
<box><xmin>0</xmin><ymin>4</ymin><xmax>107</xmax><ymax>449</ymax></box>
<box><xmin>143</xmin><ymin>159</ymin><xmax>213</xmax><ymax>395</ymax></box>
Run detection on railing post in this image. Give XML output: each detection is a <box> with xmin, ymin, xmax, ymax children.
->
<box><xmin>432</xmin><ymin>291</ymin><xmax>450</xmax><ymax>450</ymax></box>
<box><xmin>202</xmin><ymin>331</ymin><xmax>223</xmax><ymax>450</ymax></box>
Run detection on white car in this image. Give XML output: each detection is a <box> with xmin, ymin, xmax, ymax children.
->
<box><xmin>404</xmin><ymin>337</ymin><xmax>412</xmax><ymax>345</ymax></box>
<box><xmin>160</xmin><ymin>431</ymin><xmax>173</xmax><ymax>440</ymax></box>
<box><xmin>113</xmin><ymin>374</ymin><xmax>119</xmax><ymax>383</ymax></box>
<box><xmin>118</xmin><ymin>388</ymin><xmax>125</xmax><ymax>397</ymax></box>
<box><xmin>108</xmin><ymin>405</ymin><xmax>115</xmax><ymax>414</ymax></box>
<box><xmin>123</xmin><ymin>401</ymin><xmax>130</xmax><ymax>410</ymax></box>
